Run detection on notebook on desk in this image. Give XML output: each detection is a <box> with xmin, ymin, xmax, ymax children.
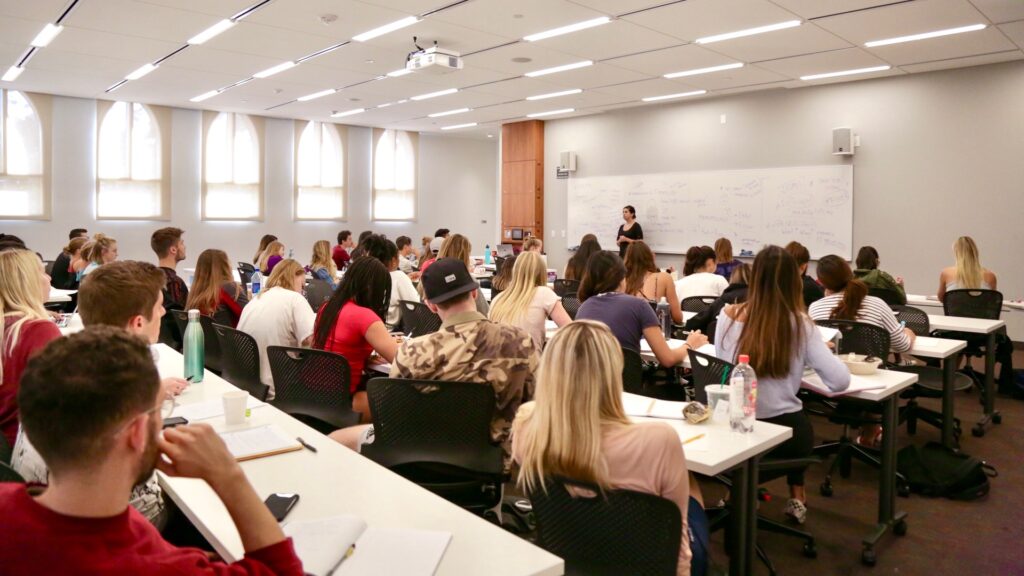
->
<box><xmin>218</xmin><ymin>424</ymin><xmax>302</xmax><ymax>461</ymax></box>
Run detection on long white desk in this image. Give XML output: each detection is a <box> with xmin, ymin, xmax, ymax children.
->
<box><xmin>903</xmin><ymin>336</ymin><xmax>967</xmax><ymax>447</ymax></box>
<box><xmin>908</xmin><ymin>294</ymin><xmax>1023</xmax><ymax>341</ymax></box>
<box><xmin>47</xmin><ymin>287</ymin><xmax>74</xmax><ymax>304</ymax></box>
<box><xmin>153</xmin><ymin>344</ymin><xmax>563</xmax><ymax>576</ymax></box>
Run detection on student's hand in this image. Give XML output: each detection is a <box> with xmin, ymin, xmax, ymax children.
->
<box><xmin>161</xmin><ymin>377</ymin><xmax>189</xmax><ymax>397</ymax></box>
<box><xmin>685</xmin><ymin>330</ymin><xmax>708</xmax><ymax>349</ymax></box>
<box><xmin>157</xmin><ymin>424</ymin><xmax>243</xmax><ymax>490</ymax></box>
<box><xmin>896</xmin><ymin>276</ymin><xmax>904</xmax><ymax>286</ymax></box>
<box><xmin>618</xmin><ymin>235</ymin><xmax>627</xmax><ymax>244</ymax></box>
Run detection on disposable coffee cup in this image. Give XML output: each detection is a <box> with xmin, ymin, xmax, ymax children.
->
<box><xmin>223</xmin><ymin>390</ymin><xmax>249</xmax><ymax>426</ymax></box>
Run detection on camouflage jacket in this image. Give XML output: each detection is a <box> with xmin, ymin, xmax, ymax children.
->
<box><xmin>389</xmin><ymin>310</ymin><xmax>539</xmax><ymax>458</ymax></box>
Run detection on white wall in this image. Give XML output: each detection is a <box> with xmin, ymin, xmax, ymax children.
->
<box><xmin>543</xmin><ymin>61</ymin><xmax>1024</xmax><ymax>299</ymax></box>
<box><xmin>3</xmin><ymin>94</ymin><xmax>499</xmax><ymax>267</ymax></box>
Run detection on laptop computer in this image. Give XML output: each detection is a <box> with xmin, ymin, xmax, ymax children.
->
<box><xmin>496</xmin><ymin>244</ymin><xmax>514</xmax><ymax>257</ymax></box>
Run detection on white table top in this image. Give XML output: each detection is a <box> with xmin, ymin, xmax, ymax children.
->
<box><xmin>56</xmin><ymin>313</ymin><xmax>84</xmax><ymax>336</ymax></box>
<box><xmin>926</xmin><ymin>314</ymin><xmax>1005</xmax><ymax>334</ymax></box>
<box><xmin>47</xmin><ymin>287</ymin><xmax>74</xmax><ymax>303</ymax></box>
<box><xmin>907</xmin><ymin>336</ymin><xmax>966</xmax><ymax>359</ymax></box>
<box><xmin>803</xmin><ymin>369</ymin><xmax>918</xmax><ymax>402</ymax></box>
<box><xmin>153</xmin><ymin>344</ymin><xmax>563</xmax><ymax>576</ymax></box>
<box><xmin>907</xmin><ymin>294</ymin><xmax>1024</xmax><ymax>312</ymax></box>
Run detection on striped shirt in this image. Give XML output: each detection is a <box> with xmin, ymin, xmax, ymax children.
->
<box><xmin>808</xmin><ymin>293</ymin><xmax>911</xmax><ymax>352</ymax></box>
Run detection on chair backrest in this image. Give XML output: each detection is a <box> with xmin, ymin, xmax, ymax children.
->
<box><xmin>681</xmin><ymin>296</ymin><xmax>718</xmax><ymax>314</ymax></box>
<box><xmin>158</xmin><ymin>311</ymin><xmax>183</xmax><ymax>352</ymax></box>
<box><xmin>561</xmin><ymin>295</ymin><xmax>582</xmax><ymax>320</ymax></box>
<box><xmin>944</xmin><ymin>289</ymin><xmax>1002</xmax><ymax>320</ymax></box>
<box><xmin>553</xmin><ymin>278</ymin><xmax>580</xmax><ymax>297</ymax></box>
<box><xmin>815</xmin><ymin>319</ymin><xmax>890</xmax><ymax>359</ymax></box>
<box><xmin>170</xmin><ymin>310</ymin><xmax>221</xmax><ymax>371</ymax></box>
<box><xmin>621</xmin><ymin>348</ymin><xmax>645</xmax><ymax>395</ymax></box>
<box><xmin>304</xmin><ymin>278</ymin><xmax>334</xmax><ymax>313</ymax></box>
<box><xmin>237</xmin><ymin>262</ymin><xmax>255</xmax><ymax>285</ymax></box>
<box><xmin>890</xmin><ymin>305</ymin><xmax>930</xmax><ymax>336</ymax></box>
<box><xmin>267</xmin><ymin>346</ymin><xmax>358</xmax><ymax>432</ymax></box>
<box><xmin>687</xmin><ymin>348</ymin><xmax>735</xmax><ymax>404</ymax></box>
<box><xmin>529</xmin><ymin>476</ymin><xmax>682</xmax><ymax>576</ymax></box>
<box><xmin>361</xmin><ymin>378</ymin><xmax>503</xmax><ymax>475</ymax></box>
<box><xmin>398</xmin><ymin>300</ymin><xmax>443</xmax><ymax>337</ymax></box>
<box><xmin>43</xmin><ymin>260</ymin><xmax>55</xmax><ymax>276</ymax></box>
<box><xmin>0</xmin><ymin>462</ymin><xmax>24</xmax><ymax>483</ymax></box>
<box><xmin>212</xmin><ymin>323</ymin><xmax>269</xmax><ymax>401</ymax></box>
<box><xmin>868</xmin><ymin>287</ymin><xmax>905</xmax><ymax>306</ymax></box>
<box><xmin>494</xmin><ymin>256</ymin><xmax>506</xmax><ymax>275</ymax></box>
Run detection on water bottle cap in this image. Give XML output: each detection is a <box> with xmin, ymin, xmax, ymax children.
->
<box><xmin>738</xmin><ymin>354</ymin><xmax>749</xmax><ymax>363</ymax></box>
<box><xmin>188</xmin><ymin>309</ymin><xmax>200</xmax><ymax>319</ymax></box>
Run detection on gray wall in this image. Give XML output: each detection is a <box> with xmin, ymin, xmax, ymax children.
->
<box><xmin>4</xmin><ymin>94</ymin><xmax>499</xmax><ymax>267</ymax></box>
<box><xmin>543</xmin><ymin>61</ymin><xmax>1024</xmax><ymax>299</ymax></box>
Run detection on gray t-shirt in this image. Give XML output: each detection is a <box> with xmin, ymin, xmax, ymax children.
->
<box><xmin>576</xmin><ymin>292</ymin><xmax>659</xmax><ymax>352</ymax></box>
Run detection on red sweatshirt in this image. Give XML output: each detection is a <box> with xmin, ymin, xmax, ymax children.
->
<box><xmin>0</xmin><ymin>318</ymin><xmax>61</xmax><ymax>447</ymax></box>
<box><xmin>0</xmin><ymin>484</ymin><xmax>305</xmax><ymax>575</ymax></box>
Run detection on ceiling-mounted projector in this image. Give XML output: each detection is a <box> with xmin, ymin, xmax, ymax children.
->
<box><xmin>406</xmin><ymin>43</ymin><xmax>463</xmax><ymax>74</ymax></box>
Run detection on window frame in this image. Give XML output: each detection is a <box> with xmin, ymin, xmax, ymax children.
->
<box><xmin>201</xmin><ymin>111</ymin><xmax>265</xmax><ymax>221</ymax></box>
<box><xmin>371</xmin><ymin>128</ymin><xmax>418</xmax><ymax>222</ymax></box>
<box><xmin>95</xmin><ymin>100</ymin><xmax>171</xmax><ymax>221</ymax></box>
<box><xmin>293</xmin><ymin>120</ymin><xmax>348</xmax><ymax>222</ymax></box>
<box><xmin>0</xmin><ymin>89</ymin><xmax>51</xmax><ymax>221</ymax></box>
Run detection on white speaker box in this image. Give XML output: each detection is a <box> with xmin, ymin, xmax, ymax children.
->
<box><xmin>833</xmin><ymin>127</ymin><xmax>854</xmax><ymax>156</ymax></box>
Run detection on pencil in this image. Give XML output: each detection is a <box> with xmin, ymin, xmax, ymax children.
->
<box><xmin>683</xmin><ymin>433</ymin><xmax>705</xmax><ymax>445</ymax></box>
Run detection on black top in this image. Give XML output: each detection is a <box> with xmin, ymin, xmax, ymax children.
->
<box><xmin>161</xmin><ymin>267</ymin><xmax>190</xmax><ymax>311</ymax></box>
<box><xmin>683</xmin><ymin>283</ymin><xmax>748</xmax><ymax>341</ymax></box>
<box><xmin>616</xmin><ymin>222</ymin><xmax>643</xmax><ymax>258</ymax></box>
<box><xmin>801</xmin><ymin>274</ymin><xmax>824</xmax><ymax>308</ymax></box>
<box><xmin>49</xmin><ymin>252</ymin><xmax>74</xmax><ymax>290</ymax></box>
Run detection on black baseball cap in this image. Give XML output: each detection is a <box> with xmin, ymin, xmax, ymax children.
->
<box><xmin>422</xmin><ymin>258</ymin><xmax>478</xmax><ymax>304</ymax></box>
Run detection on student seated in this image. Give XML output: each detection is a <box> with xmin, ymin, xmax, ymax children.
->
<box><xmin>434</xmin><ymin>234</ymin><xmax>489</xmax><ymax>315</ymax></box>
<box><xmin>683</xmin><ymin>263</ymin><xmax>750</xmax><ymax>341</ymax></box>
<box><xmin>50</xmin><ymin>229</ymin><xmax>88</xmax><ymax>290</ymax></box>
<box><xmin>513</xmin><ymin>321</ymin><xmax>707</xmax><ymax>576</ymax></box>
<box><xmin>523</xmin><ymin>236</ymin><xmax>543</xmax><ymax>254</ymax></box>
<box><xmin>359</xmin><ymin>235</ymin><xmax>420</xmax><ymax>329</ymax></box>
<box><xmin>490</xmin><ymin>252</ymin><xmax>571</xmax><ymax>348</ymax></box>
<box><xmin>312</xmin><ymin>257</ymin><xmax>398</xmax><ymax>420</ymax></box>
<box><xmin>852</xmin><ymin>246</ymin><xmax>905</xmax><ymax>303</ymax></box>
<box><xmin>576</xmin><ymin>252</ymin><xmax>707</xmax><ymax>367</ymax></box>
<box><xmin>624</xmin><ymin>241</ymin><xmax>682</xmax><ymax>323</ymax></box>
<box><xmin>783</xmin><ymin>241</ymin><xmax>823</xmax><ymax>307</ymax></box>
<box><xmin>0</xmin><ymin>249</ymin><xmax>62</xmax><ymax>448</ymax></box>
<box><xmin>13</xmin><ymin>260</ymin><xmax>189</xmax><ymax>527</ymax></box>
<box><xmin>308</xmin><ymin>240</ymin><xmax>338</xmax><ymax>290</ymax></box>
<box><xmin>418</xmin><ymin>236</ymin><xmax>443</xmax><ymax>273</ymax></box>
<box><xmin>675</xmin><ymin>246</ymin><xmax>727</xmax><ymax>301</ymax></box>
<box><xmin>715</xmin><ymin>246</ymin><xmax>850</xmax><ymax>523</ymax></box>
<box><xmin>490</xmin><ymin>254</ymin><xmax>517</xmax><ymax>300</ymax></box>
<box><xmin>563</xmin><ymin>234</ymin><xmax>601</xmax><ymax>281</ymax></box>
<box><xmin>258</xmin><ymin>241</ymin><xmax>286</xmax><ymax>275</ymax></box>
<box><xmin>151</xmin><ymin>227</ymin><xmax>189</xmax><ymax>311</ymax></box>
<box><xmin>237</xmin><ymin>260</ymin><xmax>315</xmax><ymax>400</ymax></box>
<box><xmin>1</xmin><ymin>328</ymin><xmax>303</xmax><ymax>575</ymax></box>
<box><xmin>395</xmin><ymin>235</ymin><xmax>419</xmax><ymax>278</ymax></box>
<box><xmin>81</xmin><ymin>233</ymin><xmax>118</xmax><ymax>276</ymax></box>
<box><xmin>330</xmin><ymin>257</ymin><xmax>539</xmax><ymax>464</ymax></box>
<box><xmin>186</xmin><ymin>249</ymin><xmax>248</xmax><ymax>328</ymax></box>
<box><xmin>937</xmin><ymin>235</ymin><xmax>997</xmax><ymax>301</ymax></box>
<box><xmin>253</xmin><ymin>234</ymin><xmax>277</xmax><ymax>266</ymax></box>
<box><xmin>332</xmin><ymin>230</ymin><xmax>353</xmax><ymax>271</ymax></box>
<box><xmin>713</xmin><ymin>237</ymin><xmax>742</xmax><ymax>280</ymax></box>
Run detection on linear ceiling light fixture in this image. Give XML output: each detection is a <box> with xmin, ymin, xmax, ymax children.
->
<box><xmin>524</xmin><ymin>17</ymin><xmax>611</xmax><ymax>42</ymax></box>
<box><xmin>297</xmin><ymin>88</ymin><xmax>337</xmax><ymax>102</ymax></box>
<box><xmin>190</xmin><ymin>90</ymin><xmax>220</xmax><ymax>102</ymax></box>
<box><xmin>30</xmin><ymin>23</ymin><xmax>64</xmax><ymax>47</ymax></box>
<box><xmin>865</xmin><ymin>23</ymin><xmax>986</xmax><ymax>47</ymax></box>
<box><xmin>188</xmin><ymin>19</ymin><xmax>235</xmax><ymax>45</ymax></box>
<box><xmin>642</xmin><ymin>90</ymin><xmax>707</xmax><ymax>102</ymax></box>
<box><xmin>411</xmin><ymin>87</ymin><xmax>458</xmax><ymax>101</ymax></box>
<box><xmin>125</xmin><ymin>63</ymin><xmax>158</xmax><ymax>80</ymax></box>
<box><xmin>525</xmin><ymin>60</ymin><xmax>593</xmax><ymax>77</ymax></box>
<box><xmin>353</xmin><ymin>16</ymin><xmax>419</xmax><ymax>42</ymax></box>
<box><xmin>428</xmin><ymin>107</ymin><xmax>471</xmax><ymax>117</ymax></box>
<box><xmin>664</xmin><ymin>62</ymin><xmax>743</xmax><ymax>78</ymax></box>
<box><xmin>526</xmin><ymin>88</ymin><xmax>582</xmax><ymax>100</ymax></box>
<box><xmin>2</xmin><ymin>66</ymin><xmax>25</xmax><ymax>82</ymax></box>
<box><xmin>527</xmin><ymin>108</ymin><xmax>574</xmax><ymax>118</ymax></box>
<box><xmin>800</xmin><ymin>65</ymin><xmax>891</xmax><ymax>81</ymax></box>
<box><xmin>332</xmin><ymin>108</ymin><xmax>365</xmax><ymax>118</ymax></box>
<box><xmin>696</xmin><ymin>20</ymin><xmax>801</xmax><ymax>44</ymax></box>
<box><xmin>253</xmin><ymin>61</ymin><xmax>296</xmax><ymax>78</ymax></box>
<box><xmin>386</xmin><ymin>68</ymin><xmax>412</xmax><ymax>77</ymax></box>
<box><xmin>441</xmin><ymin>122</ymin><xmax>477</xmax><ymax>130</ymax></box>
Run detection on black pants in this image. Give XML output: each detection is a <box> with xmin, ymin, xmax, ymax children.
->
<box><xmin>760</xmin><ymin>410</ymin><xmax>815</xmax><ymax>487</ymax></box>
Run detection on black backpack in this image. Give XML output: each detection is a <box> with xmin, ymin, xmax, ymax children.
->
<box><xmin>897</xmin><ymin>442</ymin><xmax>997</xmax><ymax>500</ymax></box>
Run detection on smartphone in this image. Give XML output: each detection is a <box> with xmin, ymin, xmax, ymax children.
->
<box><xmin>265</xmin><ymin>493</ymin><xmax>300</xmax><ymax>522</ymax></box>
<box><xmin>162</xmin><ymin>416</ymin><xmax>188</xmax><ymax>429</ymax></box>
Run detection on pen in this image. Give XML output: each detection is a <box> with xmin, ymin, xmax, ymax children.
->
<box><xmin>683</xmin><ymin>433</ymin><xmax>705</xmax><ymax>445</ymax></box>
<box><xmin>296</xmin><ymin>437</ymin><xmax>317</xmax><ymax>453</ymax></box>
<box><xmin>328</xmin><ymin>544</ymin><xmax>355</xmax><ymax>575</ymax></box>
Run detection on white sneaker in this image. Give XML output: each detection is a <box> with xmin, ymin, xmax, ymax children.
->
<box><xmin>784</xmin><ymin>498</ymin><xmax>807</xmax><ymax>524</ymax></box>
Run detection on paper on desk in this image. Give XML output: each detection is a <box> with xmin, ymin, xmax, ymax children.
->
<box><xmin>49</xmin><ymin>288</ymin><xmax>77</xmax><ymax>296</ymax></box>
<box><xmin>802</xmin><ymin>373</ymin><xmax>887</xmax><ymax>398</ymax></box>
<box><xmin>285</xmin><ymin>515</ymin><xmax>366</xmax><ymax>576</ymax></box>
<box><xmin>621</xmin><ymin>393</ymin><xmax>689</xmax><ymax>420</ymax></box>
<box><xmin>336</xmin><ymin>528</ymin><xmax>451</xmax><ymax>576</ymax></box>
<box><xmin>817</xmin><ymin>326</ymin><xmax>839</xmax><ymax>343</ymax></box>
<box><xmin>219</xmin><ymin>424</ymin><xmax>300</xmax><ymax>460</ymax></box>
<box><xmin>622</xmin><ymin>393</ymin><xmax>654</xmax><ymax>418</ymax></box>
<box><xmin>640</xmin><ymin>338</ymin><xmax>686</xmax><ymax>353</ymax></box>
<box><xmin>174</xmin><ymin>396</ymin><xmax>265</xmax><ymax>422</ymax></box>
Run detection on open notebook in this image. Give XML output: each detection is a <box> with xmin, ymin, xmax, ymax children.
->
<box><xmin>284</xmin><ymin>515</ymin><xmax>451</xmax><ymax>576</ymax></box>
<box><xmin>621</xmin><ymin>393</ymin><xmax>689</xmax><ymax>420</ymax></box>
<box><xmin>218</xmin><ymin>424</ymin><xmax>302</xmax><ymax>461</ymax></box>
<box><xmin>802</xmin><ymin>372</ymin><xmax>887</xmax><ymax>398</ymax></box>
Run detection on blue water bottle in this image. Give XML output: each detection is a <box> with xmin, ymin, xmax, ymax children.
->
<box><xmin>251</xmin><ymin>270</ymin><xmax>262</xmax><ymax>295</ymax></box>
<box><xmin>184</xmin><ymin>310</ymin><xmax>205</xmax><ymax>383</ymax></box>
<box><xmin>484</xmin><ymin>244</ymin><xmax>492</xmax><ymax>265</ymax></box>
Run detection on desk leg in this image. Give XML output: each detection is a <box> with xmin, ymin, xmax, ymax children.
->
<box><xmin>974</xmin><ymin>332</ymin><xmax>1002</xmax><ymax>436</ymax></box>
<box><xmin>861</xmin><ymin>396</ymin><xmax>908</xmax><ymax>566</ymax></box>
<box><xmin>941</xmin><ymin>357</ymin><xmax>956</xmax><ymax>448</ymax></box>
<box><xmin>729</xmin><ymin>457</ymin><xmax>759</xmax><ymax>576</ymax></box>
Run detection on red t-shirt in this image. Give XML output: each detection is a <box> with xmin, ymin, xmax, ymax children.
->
<box><xmin>419</xmin><ymin>258</ymin><xmax>436</xmax><ymax>273</ymax></box>
<box><xmin>0</xmin><ymin>483</ymin><xmax>304</xmax><ymax>575</ymax></box>
<box><xmin>331</xmin><ymin>245</ymin><xmax>350</xmax><ymax>270</ymax></box>
<box><xmin>1</xmin><ymin>318</ymin><xmax>61</xmax><ymax>447</ymax></box>
<box><xmin>316</xmin><ymin>301</ymin><xmax>381</xmax><ymax>393</ymax></box>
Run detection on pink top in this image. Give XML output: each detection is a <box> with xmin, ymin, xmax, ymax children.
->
<box><xmin>512</xmin><ymin>408</ymin><xmax>691</xmax><ymax>575</ymax></box>
<box><xmin>317</xmin><ymin>301</ymin><xmax>383</xmax><ymax>393</ymax></box>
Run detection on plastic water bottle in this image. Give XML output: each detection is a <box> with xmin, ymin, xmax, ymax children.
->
<box><xmin>183</xmin><ymin>309</ymin><xmax>205</xmax><ymax>383</ymax></box>
<box><xmin>484</xmin><ymin>245</ymin><xmax>492</xmax><ymax>265</ymax></box>
<box><xmin>251</xmin><ymin>270</ymin><xmax>262</xmax><ymax>295</ymax></box>
<box><xmin>656</xmin><ymin>297</ymin><xmax>672</xmax><ymax>339</ymax></box>
<box><xmin>832</xmin><ymin>330</ymin><xmax>843</xmax><ymax>356</ymax></box>
<box><xmin>730</xmin><ymin>354</ymin><xmax>757</xmax><ymax>434</ymax></box>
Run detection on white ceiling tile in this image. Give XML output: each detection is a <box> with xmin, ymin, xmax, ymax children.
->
<box><xmin>714</xmin><ymin>79</ymin><xmax>799</xmax><ymax>94</ymax></box>
<box><xmin>815</xmin><ymin>0</ymin><xmax>990</xmax><ymax>46</ymax></box>
<box><xmin>115</xmin><ymin>67</ymin><xmax>248</xmax><ymax>101</ymax></box>
<box><xmin>866</xmin><ymin>26</ymin><xmax>1017</xmax><ymax>65</ymax></box>
<box><xmin>622</xmin><ymin>0</ymin><xmax>802</xmax><ymax>42</ymax></box>
<box><xmin>605</xmin><ymin>44</ymin><xmax>744</xmax><ymax>76</ymax></box>
<box><xmin>0</xmin><ymin>16</ymin><xmax>44</xmax><ymax>47</ymax></box>
<box><xmin>535</xmin><ymin>62</ymin><xmax>651</xmax><ymax>89</ymax></box>
<box><xmin>1001</xmin><ymin>20</ymin><xmax>1024</xmax><ymax>49</ymax></box>
<box><xmin>201</xmin><ymin>20</ymin><xmax>338</xmax><ymax>60</ymax></box>
<box><xmin>47</xmin><ymin>27</ymin><xmax>183</xmax><ymax>63</ymax></box>
<box><xmin>591</xmin><ymin>78</ymin><xmax>704</xmax><ymax>100</ymax></box>
<box><xmin>398</xmin><ymin>65</ymin><xmax>512</xmax><ymax>88</ymax></box>
<box><xmin>0</xmin><ymin>41</ymin><xmax>24</xmax><ymax>63</ymax></box>
<box><xmin>898</xmin><ymin>48</ymin><xmax>1023</xmax><ymax>72</ymax></box>
<box><xmin>675</xmin><ymin>64</ymin><xmax>790</xmax><ymax>90</ymax></box>
<box><xmin>363</xmin><ymin>16</ymin><xmax>517</xmax><ymax>54</ymax></box>
<box><xmin>966</xmin><ymin>0</ymin><xmax>1024</xmax><ymax>24</ymax></box>
<box><xmin>243</xmin><ymin>0</ymin><xmax>407</xmax><ymax>40</ymax></box>
<box><xmin>467</xmin><ymin>76</ymin><xmax>577</xmax><ymax>99</ymax></box>
<box><xmin>64</xmin><ymin>0</ymin><xmax>221</xmax><ymax>44</ymax></box>
<box><xmin>310</xmin><ymin>42</ymin><xmax>417</xmax><ymax>76</ymax></box>
<box><xmin>564</xmin><ymin>0</ymin><xmax>678</xmax><ymax>17</ymax></box>
<box><xmin>531</xmin><ymin>19</ymin><xmax>682</xmax><ymax>61</ymax></box>
<box><xmin>156</xmin><ymin>46</ymin><xmax>278</xmax><ymax>76</ymax></box>
<box><xmin>353</xmin><ymin>0</ymin><xmax>437</xmax><ymax>15</ymax></box>
<box><xmin>29</xmin><ymin>48</ymin><xmax>142</xmax><ymax>78</ymax></box>
<box><xmin>3</xmin><ymin>67</ymin><xmax>116</xmax><ymax>98</ymax></box>
<box><xmin>432</xmin><ymin>0</ymin><xmax>607</xmax><ymax>41</ymax></box>
<box><xmin>463</xmin><ymin>42</ymin><xmax>581</xmax><ymax>75</ymax></box>
<box><xmin>766</xmin><ymin>0</ymin><xmax>896</xmax><ymax>20</ymax></box>
<box><xmin>756</xmin><ymin>46</ymin><xmax>891</xmax><ymax>77</ymax></box>
<box><xmin>134</xmin><ymin>0</ymin><xmax>254</xmax><ymax>18</ymax></box>
<box><xmin>703</xmin><ymin>22</ymin><xmax>852</xmax><ymax>62</ymax></box>
<box><xmin>0</xmin><ymin>0</ymin><xmax>73</xmax><ymax>21</ymax></box>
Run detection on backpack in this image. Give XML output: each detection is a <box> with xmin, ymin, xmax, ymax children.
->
<box><xmin>897</xmin><ymin>442</ymin><xmax>997</xmax><ymax>500</ymax></box>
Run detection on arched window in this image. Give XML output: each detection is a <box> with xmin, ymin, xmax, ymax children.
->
<box><xmin>203</xmin><ymin>112</ymin><xmax>262</xmax><ymax>220</ymax></box>
<box><xmin>96</xmin><ymin>101</ymin><xmax>168</xmax><ymax>219</ymax></box>
<box><xmin>0</xmin><ymin>90</ymin><xmax>48</xmax><ymax>218</ymax></box>
<box><xmin>372</xmin><ymin>128</ymin><xmax>417</xmax><ymax>221</ymax></box>
<box><xmin>295</xmin><ymin>121</ymin><xmax>346</xmax><ymax>220</ymax></box>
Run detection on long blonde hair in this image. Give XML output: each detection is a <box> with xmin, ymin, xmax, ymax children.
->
<box><xmin>515</xmin><ymin>321</ymin><xmax>630</xmax><ymax>493</ymax></box>
<box><xmin>263</xmin><ymin>259</ymin><xmax>305</xmax><ymax>294</ymax></box>
<box><xmin>258</xmin><ymin>240</ymin><xmax>285</xmax><ymax>273</ymax></box>
<box><xmin>437</xmin><ymin>233</ymin><xmax>472</xmax><ymax>269</ymax></box>
<box><xmin>84</xmin><ymin>234</ymin><xmax>116</xmax><ymax>265</ymax></box>
<box><xmin>0</xmin><ymin>250</ymin><xmax>50</xmax><ymax>381</ymax></box>
<box><xmin>186</xmin><ymin>249</ymin><xmax>235</xmax><ymax>315</ymax></box>
<box><xmin>490</xmin><ymin>252</ymin><xmax>547</xmax><ymax>325</ymax></box>
<box><xmin>309</xmin><ymin>240</ymin><xmax>337</xmax><ymax>279</ymax></box>
<box><xmin>953</xmin><ymin>236</ymin><xmax>984</xmax><ymax>289</ymax></box>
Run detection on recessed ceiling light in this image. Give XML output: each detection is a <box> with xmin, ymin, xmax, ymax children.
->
<box><xmin>125</xmin><ymin>63</ymin><xmax>158</xmax><ymax>80</ymax></box>
<box><xmin>352</xmin><ymin>16</ymin><xmax>419</xmax><ymax>42</ymax></box>
<box><xmin>386</xmin><ymin>68</ymin><xmax>412</xmax><ymax>77</ymax></box>
<box><xmin>487</xmin><ymin>134</ymin><xmax>494</xmax><ymax>138</ymax></box>
<box><xmin>319</xmin><ymin>14</ymin><xmax>338</xmax><ymax>25</ymax></box>
<box><xmin>511</xmin><ymin>57</ymin><xmax>532</xmax><ymax>63</ymax></box>
<box><xmin>190</xmin><ymin>90</ymin><xmax>220</xmax><ymax>102</ymax></box>
<box><xmin>664</xmin><ymin>62</ymin><xmax>743</xmax><ymax>79</ymax></box>
<box><xmin>253</xmin><ymin>61</ymin><xmax>296</xmax><ymax>79</ymax></box>
<box><xmin>800</xmin><ymin>65</ymin><xmax>891</xmax><ymax>81</ymax></box>
<box><xmin>2</xmin><ymin>66</ymin><xmax>24</xmax><ymax>82</ymax></box>
<box><xmin>332</xmin><ymin>108</ymin><xmax>365</xmax><ymax>118</ymax></box>
<box><xmin>525</xmin><ymin>60</ymin><xmax>593</xmax><ymax>77</ymax></box>
<box><xmin>441</xmin><ymin>122</ymin><xmax>477</xmax><ymax>130</ymax></box>
<box><xmin>696</xmin><ymin>20</ymin><xmax>801</xmax><ymax>44</ymax></box>
<box><xmin>429</xmin><ymin>107</ymin><xmax>471</xmax><ymax>117</ymax></box>
<box><xmin>188</xmin><ymin>19</ymin><xmax>234</xmax><ymax>45</ymax></box>
<box><xmin>30</xmin><ymin>23</ymin><xmax>63</xmax><ymax>48</ymax></box>
<box><xmin>411</xmin><ymin>88</ymin><xmax>458</xmax><ymax>101</ymax></box>
<box><xmin>297</xmin><ymin>88</ymin><xmax>336</xmax><ymax>102</ymax></box>
<box><xmin>865</xmin><ymin>23</ymin><xmax>986</xmax><ymax>47</ymax></box>
<box><xmin>365</xmin><ymin>59</ymin><xmax>375</xmax><ymax>64</ymax></box>
<box><xmin>524</xmin><ymin>16</ymin><xmax>611</xmax><ymax>42</ymax></box>
<box><xmin>526</xmin><ymin>88</ymin><xmax>582</xmax><ymax>101</ymax></box>
<box><xmin>641</xmin><ymin>90</ymin><xmax>707</xmax><ymax>102</ymax></box>
<box><xmin>527</xmin><ymin>108</ymin><xmax>574</xmax><ymax>118</ymax></box>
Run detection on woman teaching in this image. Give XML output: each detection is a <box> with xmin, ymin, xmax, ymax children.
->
<box><xmin>616</xmin><ymin>205</ymin><xmax>643</xmax><ymax>258</ymax></box>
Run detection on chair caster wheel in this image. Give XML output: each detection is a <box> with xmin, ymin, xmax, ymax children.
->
<box><xmin>898</xmin><ymin>483</ymin><xmax>911</xmax><ymax>498</ymax></box>
<box><xmin>992</xmin><ymin>413</ymin><xmax>1002</xmax><ymax>425</ymax></box>
<box><xmin>803</xmin><ymin>542</ymin><xmax>818</xmax><ymax>558</ymax></box>
<box><xmin>819</xmin><ymin>482</ymin><xmax>833</xmax><ymax>497</ymax></box>
<box><xmin>894</xmin><ymin>519</ymin><xmax>908</xmax><ymax>536</ymax></box>
<box><xmin>972</xmin><ymin>424</ymin><xmax>985</xmax><ymax>437</ymax></box>
<box><xmin>862</xmin><ymin>549</ymin><xmax>877</xmax><ymax>566</ymax></box>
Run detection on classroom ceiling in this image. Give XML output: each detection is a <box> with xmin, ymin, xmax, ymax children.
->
<box><xmin>1</xmin><ymin>0</ymin><xmax>1022</xmax><ymax>139</ymax></box>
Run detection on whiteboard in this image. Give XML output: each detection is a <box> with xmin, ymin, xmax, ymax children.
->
<box><xmin>567</xmin><ymin>165</ymin><xmax>853</xmax><ymax>259</ymax></box>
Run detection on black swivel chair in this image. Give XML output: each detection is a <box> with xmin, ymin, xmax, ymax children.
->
<box><xmin>170</xmin><ymin>310</ymin><xmax>223</xmax><ymax>374</ymax></box>
<box><xmin>553</xmin><ymin>279</ymin><xmax>581</xmax><ymax>297</ymax></box>
<box><xmin>212</xmin><ymin>323</ymin><xmax>270</xmax><ymax>402</ymax></box>
<box><xmin>940</xmin><ymin>289</ymin><xmax>1004</xmax><ymax>435</ymax></box>
<box><xmin>687</xmin><ymin>348</ymin><xmax>733</xmax><ymax>404</ymax></box>
<box><xmin>681</xmin><ymin>296</ymin><xmax>718</xmax><ymax>315</ymax></box>
<box><xmin>398</xmin><ymin>300</ymin><xmax>443</xmax><ymax>337</ymax></box>
<box><xmin>621</xmin><ymin>348</ymin><xmax>647</xmax><ymax>396</ymax></box>
<box><xmin>237</xmin><ymin>262</ymin><xmax>255</xmax><ymax>285</ymax></box>
<box><xmin>528</xmin><ymin>476</ymin><xmax>682</xmax><ymax>576</ymax></box>
<box><xmin>361</xmin><ymin>378</ymin><xmax>504</xmax><ymax>514</ymax></box>
<box><xmin>868</xmin><ymin>287</ymin><xmax>906</xmax><ymax>306</ymax></box>
<box><xmin>561</xmin><ymin>295</ymin><xmax>582</xmax><ymax>320</ymax></box>
<box><xmin>304</xmin><ymin>278</ymin><xmax>334</xmax><ymax>313</ymax></box>
<box><xmin>267</xmin><ymin>346</ymin><xmax>361</xmax><ymax>433</ymax></box>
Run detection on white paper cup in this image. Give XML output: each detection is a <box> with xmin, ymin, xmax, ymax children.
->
<box><xmin>705</xmin><ymin>384</ymin><xmax>730</xmax><ymax>411</ymax></box>
<box><xmin>223</xmin><ymin>391</ymin><xmax>249</xmax><ymax>425</ymax></box>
